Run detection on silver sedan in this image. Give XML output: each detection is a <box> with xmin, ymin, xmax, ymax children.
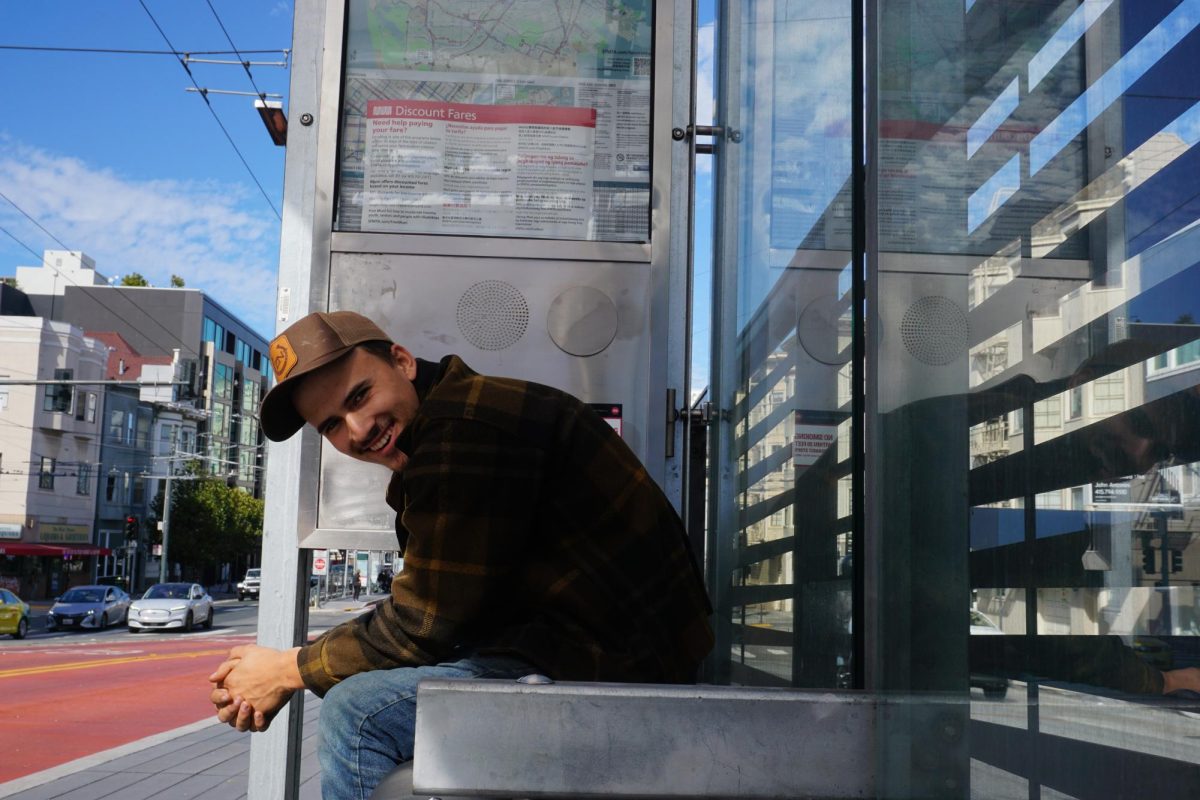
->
<box><xmin>46</xmin><ymin>585</ymin><xmax>132</xmax><ymax>631</ymax></box>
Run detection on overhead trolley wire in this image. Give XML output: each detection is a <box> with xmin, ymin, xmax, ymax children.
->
<box><xmin>137</xmin><ymin>0</ymin><xmax>282</xmax><ymax>221</ymax></box>
<box><xmin>0</xmin><ymin>188</ymin><xmax>70</xmax><ymax>249</ymax></box>
<box><xmin>0</xmin><ymin>222</ymin><xmax>45</xmax><ymax>261</ymax></box>
<box><xmin>203</xmin><ymin>0</ymin><xmax>270</xmax><ymax>102</ymax></box>
<box><xmin>0</xmin><ymin>45</ymin><xmax>287</xmax><ymax>57</ymax></box>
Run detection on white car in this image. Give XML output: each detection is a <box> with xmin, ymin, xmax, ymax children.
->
<box><xmin>128</xmin><ymin>582</ymin><xmax>214</xmax><ymax>632</ymax></box>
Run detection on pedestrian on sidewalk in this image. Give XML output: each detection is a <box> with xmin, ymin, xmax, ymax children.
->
<box><xmin>208</xmin><ymin>310</ymin><xmax>713</xmax><ymax>800</ymax></box>
<box><xmin>352</xmin><ymin>570</ymin><xmax>362</xmax><ymax>600</ymax></box>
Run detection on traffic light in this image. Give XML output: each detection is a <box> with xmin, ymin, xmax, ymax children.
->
<box><xmin>1141</xmin><ymin>547</ymin><xmax>1156</xmax><ymax>574</ymax></box>
<box><xmin>124</xmin><ymin>515</ymin><xmax>139</xmax><ymax>542</ymax></box>
<box><xmin>1170</xmin><ymin>550</ymin><xmax>1184</xmax><ymax>574</ymax></box>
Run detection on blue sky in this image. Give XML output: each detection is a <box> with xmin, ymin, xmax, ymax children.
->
<box><xmin>0</xmin><ymin>1</ymin><xmax>293</xmax><ymax>339</ymax></box>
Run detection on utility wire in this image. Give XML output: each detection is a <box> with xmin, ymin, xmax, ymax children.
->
<box><xmin>0</xmin><ymin>188</ymin><xmax>70</xmax><ymax>249</ymax></box>
<box><xmin>0</xmin><ymin>222</ymin><xmax>43</xmax><ymax>260</ymax></box>
<box><xmin>137</xmin><ymin>0</ymin><xmax>281</xmax><ymax>221</ymax></box>
<box><xmin>0</xmin><ymin>45</ymin><xmax>286</xmax><ymax>56</ymax></box>
<box><xmin>0</xmin><ymin>189</ymin><xmax>212</xmax><ymax>356</ymax></box>
<box><xmin>204</xmin><ymin>0</ymin><xmax>269</xmax><ymax>102</ymax></box>
<box><xmin>1</xmin><ymin>251</ymin><xmax>198</xmax><ymax>356</ymax></box>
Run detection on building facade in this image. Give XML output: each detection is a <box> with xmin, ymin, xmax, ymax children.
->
<box><xmin>0</xmin><ymin>316</ymin><xmax>109</xmax><ymax>599</ymax></box>
<box><xmin>83</xmin><ymin>331</ymin><xmax>206</xmax><ymax>592</ymax></box>
<box><xmin>18</xmin><ymin>250</ymin><xmax>270</xmax><ymax>498</ymax></box>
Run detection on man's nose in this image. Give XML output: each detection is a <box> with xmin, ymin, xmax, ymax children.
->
<box><xmin>346</xmin><ymin>411</ymin><xmax>374</xmax><ymax>445</ymax></box>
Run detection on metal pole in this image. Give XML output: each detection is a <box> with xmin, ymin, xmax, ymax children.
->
<box><xmin>159</xmin><ymin>474</ymin><xmax>172</xmax><ymax>583</ymax></box>
<box><xmin>1156</xmin><ymin>510</ymin><xmax>1172</xmax><ymax>632</ymax></box>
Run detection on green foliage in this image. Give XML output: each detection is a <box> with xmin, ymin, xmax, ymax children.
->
<box><xmin>170</xmin><ymin>274</ymin><xmax>186</xmax><ymax>287</ymax></box>
<box><xmin>120</xmin><ymin>272</ymin><xmax>150</xmax><ymax>286</ymax></box>
<box><xmin>151</xmin><ymin>463</ymin><xmax>263</xmax><ymax>579</ymax></box>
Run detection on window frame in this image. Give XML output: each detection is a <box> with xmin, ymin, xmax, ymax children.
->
<box><xmin>38</xmin><ymin>456</ymin><xmax>56</xmax><ymax>490</ymax></box>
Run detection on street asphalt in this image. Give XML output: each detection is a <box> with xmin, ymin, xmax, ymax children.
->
<box><xmin>0</xmin><ymin>593</ymin><xmax>382</xmax><ymax>799</ymax></box>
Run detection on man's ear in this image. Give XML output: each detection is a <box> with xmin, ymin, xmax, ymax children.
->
<box><xmin>390</xmin><ymin>344</ymin><xmax>418</xmax><ymax>380</ymax></box>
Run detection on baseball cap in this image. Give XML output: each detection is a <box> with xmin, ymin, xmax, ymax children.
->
<box><xmin>259</xmin><ymin>311</ymin><xmax>392</xmax><ymax>441</ymax></box>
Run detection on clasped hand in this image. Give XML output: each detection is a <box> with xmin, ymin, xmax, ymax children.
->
<box><xmin>208</xmin><ymin>644</ymin><xmax>300</xmax><ymax>733</ymax></box>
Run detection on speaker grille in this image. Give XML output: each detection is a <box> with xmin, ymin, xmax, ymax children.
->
<box><xmin>900</xmin><ymin>295</ymin><xmax>969</xmax><ymax>366</ymax></box>
<box><xmin>456</xmin><ymin>280</ymin><xmax>529</xmax><ymax>351</ymax></box>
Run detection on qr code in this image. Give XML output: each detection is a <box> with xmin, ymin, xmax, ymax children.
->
<box><xmin>633</xmin><ymin>56</ymin><xmax>651</xmax><ymax>76</ymax></box>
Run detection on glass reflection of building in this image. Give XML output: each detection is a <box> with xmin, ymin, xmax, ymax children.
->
<box><xmin>708</xmin><ymin>1</ymin><xmax>1199</xmax><ymax>794</ymax></box>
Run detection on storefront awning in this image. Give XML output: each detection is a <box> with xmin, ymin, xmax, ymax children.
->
<box><xmin>0</xmin><ymin>543</ymin><xmax>65</xmax><ymax>557</ymax></box>
<box><xmin>0</xmin><ymin>543</ymin><xmax>111</xmax><ymax>557</ymax></box>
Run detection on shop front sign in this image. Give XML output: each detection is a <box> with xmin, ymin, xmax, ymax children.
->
<box><xmin>38</xmin><ymin>524</ymin><xmax>91</xmax><ymax>544</ymax></box>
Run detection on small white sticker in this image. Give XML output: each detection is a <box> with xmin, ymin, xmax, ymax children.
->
<box><xmin>277</xmin><ymin>287</ymin><xmax>292</xmax><ymax>323</ymax></box>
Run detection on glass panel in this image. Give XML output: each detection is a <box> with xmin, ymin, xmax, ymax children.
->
<box><xmin>214</xmin><ymin>363</ymin><xmax>234</xmax><ymax>402</ymax></box>
<box><xmin>873</xmin><ymin>1</ymin><xmax>1200</xmax><ymax>796</ymax></box>
<box><xmin>212</xmin><ymin>402</ymin><xmax>231</xmax><ymax>440</ymax></box>
<box><xmin>336</xmin><ymin>0</ymin><xmax>654</xmax><ymax>242</ymax></box>
<box><xmin>38</xmin><ymin>457</ymin><xmax>55</xmax><ymax>490</ymax></box>
<box><xmin>708</xmin><ymin>1</ymin><xmax>853</xmax><ymax>689</ymax></box>
<box><xmin>43</xmin><ymin>368</ymin><xmax>73</xmax><ymax>413</ymax></box>
<box><xmin>242</xmin><ymin>380</ymin><xmax>260</xmax><ymax>415</ymax></box>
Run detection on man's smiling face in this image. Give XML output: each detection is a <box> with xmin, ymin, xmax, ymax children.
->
<box><xmin>292</xmin><ymin>343</ymin><xmax>420</xmax><ymax>472</ymax></box>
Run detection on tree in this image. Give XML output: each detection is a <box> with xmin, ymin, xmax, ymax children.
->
<box><xmin>170</xmin><ymin>274</ymin><xmax>185</xmax><ymax>287</ymax></box>
<box><xmin>120</xmin><ymin>272</ymin><xmax>150</xmax><ymax>286</ymax></box>
<box><xmin>151</xmin><ymin>463</ymin><xmax>264</xmax><ymax>583</ymax></box>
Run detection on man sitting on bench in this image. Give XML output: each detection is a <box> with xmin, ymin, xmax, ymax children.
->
<box><xmin>208</xmin><ymin>310</ymin><xmax>713</xmax><ymax>800</ymax></box>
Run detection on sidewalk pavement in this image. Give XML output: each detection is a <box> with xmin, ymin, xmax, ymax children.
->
<box><xmin>0</xmin><ymin>595</ymin><xmax>384</xmax><ymax>800</ymax></box>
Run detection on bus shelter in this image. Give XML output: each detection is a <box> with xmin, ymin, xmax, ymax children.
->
<box><xmin>253</xmin><ymin>1</ymin><xmax>1200</xmax><ymax>797</ymax></box>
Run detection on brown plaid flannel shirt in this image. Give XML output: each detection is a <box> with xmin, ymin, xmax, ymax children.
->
<box><xmin>297</xmin><ymin>356</ymin><xmax>713</xmax><ymax>695</ymax></box>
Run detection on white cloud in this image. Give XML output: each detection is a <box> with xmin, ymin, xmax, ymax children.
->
<box><xmin>0</xmin><ymin>140</ymin><xmax>280</xmax><ymax>337</ymax></box>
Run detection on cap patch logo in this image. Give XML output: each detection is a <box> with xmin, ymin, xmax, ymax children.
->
<box><xmin>270</xmin><ymin>335</ymin><xmax>299</xmax><ymax>380</ymax></box>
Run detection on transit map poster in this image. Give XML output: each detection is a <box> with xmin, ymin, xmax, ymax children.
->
<box><xmin>337</xmin><ymin>0</ymin><xmax>653</xmax><ymax>242</ymax></box>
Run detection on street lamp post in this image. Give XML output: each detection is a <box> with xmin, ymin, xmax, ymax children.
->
<box><xmin>159</xmin><ymin>474</ymin><xmax>173</xmax><ymax>584</ymax></box>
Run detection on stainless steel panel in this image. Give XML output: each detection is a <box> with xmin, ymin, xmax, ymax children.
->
<box><xmin>319</xmin><ymin>252</ymin><xmax>652</xmax><ymax>532</ymax></box>
<box><xmin>299</xmin><ymin>527</ymin><xmax>399</xmax><ymax>551</ymax></box>
<box><xmin>413</xmin><ymin>680</ymin><xmax>879</xmax><ymax>798</ymax></box>
<box><xmin>330</xmin><ymin>231</ymin><xmax>650</xmax><ymax>264</ymax></box>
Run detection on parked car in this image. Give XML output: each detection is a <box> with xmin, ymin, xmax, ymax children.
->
<box><xmin>969</xmin><ymin>609</ymin><xmax>1009</xmax><ymax>700</ymax></box>
<box><xmin>0</xmin><ymin>588</ymin><xmax>31</xmax><ymax>639</ymax></box>
<box><xmin>46</xmin><ymin>585</ymin><xmax>131</xmax><ymax>631</ymax></box>
<box><xmin>128</xmin><ymin>582</ymin><xmax>214</xmax><ymax>632</ymax></box>
<box><xmin>237</xmin><ymin>568</ymin><xmax>261</xmax><ymax>601</ymax></box>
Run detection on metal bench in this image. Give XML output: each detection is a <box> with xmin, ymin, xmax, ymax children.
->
<box><xmin>383</xmin><ymin>678</ymin><xmax>884</xmax><ymax>799</ymax></box>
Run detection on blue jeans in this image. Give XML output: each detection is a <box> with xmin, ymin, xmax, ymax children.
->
<box><xmin>317</xmin><ymin>654</ymin><xmax>536</xmax><ymax>800</ymax></box>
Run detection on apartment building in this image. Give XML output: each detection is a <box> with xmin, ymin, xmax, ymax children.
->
<box><xmin>0</xmin><ymin>316</ymin><xmax>109</xmax><ymax>598</ymax></box>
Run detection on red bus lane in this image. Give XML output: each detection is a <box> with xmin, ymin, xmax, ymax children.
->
<box><xmin>0</xmin><ymin>634</ymin><xmax>255</xmax><ymax>783</ymax></box>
